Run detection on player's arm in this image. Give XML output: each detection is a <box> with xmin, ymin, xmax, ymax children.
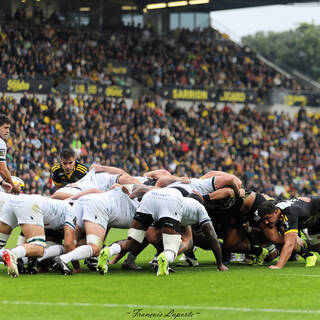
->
<box><xmin>50</xmin><ymin>167</ymin><xmax>63</xmax><ymax>189</ymax></box>
<box><xmin>214</xmin><ymin>175</ymin><xmax>240</xmax><ymax>197</ymax></box>
<box><xmin>143</xmin><ymin>169</ymin><xmax>172</xmax><ymax>179</ymax></box>
<box><xmin>129</xmin><ymin>185</ymin><xmax>157</xmax><ymax>199</ymax></box>
<box><xmin>155</xmin><ymin>175</ymin><xmax>190</xmax><ymax>188</ymax></box>
<box><xmin>201</xmin><ymin>222</ymin><xmax>228</xmax><ymax>271</ymax></box>
<box><xmin>269</xmin><ymin>231</ymin><xmax>297</xmax><ymax>269</ymax></box>
<box><xmin>201</xmin><ymin>171</ymin><xmax>242</xmax><ymax>188</ymax></box>
<box><xmin>69</xmin><ymin>188</ymin><xmax>103</xmax><ymax>200</ymax></box>
<box><xmin>205</xmin><ymin>187</ymin><xmax>235</xmax><ymax>201</ymax></box>
<box><xmin>0</xmin><ymin>162</ymin><xmax>20</xmax><ymax>194</ymax></box>
<box><xmin>90</xmin><ymin>163</ymin><xmax>127</xmax><ymax>175</ymax></box>
<box><xmin>52</xmin><ymin>180</ymin><xmax>63</xmax><ymax>189</ymax></box>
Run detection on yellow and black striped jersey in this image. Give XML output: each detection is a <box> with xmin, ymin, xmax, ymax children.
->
<box><xmin>50</xmin><ymin>161</ymin><xmax>88</xmax><ymax>188</ymax></box>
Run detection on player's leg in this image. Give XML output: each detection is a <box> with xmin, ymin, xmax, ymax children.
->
<box><xmin>98</xmin><ymin>215</ymin><xmax>152</xmax><ymax>275</ymax></box>
<box><xmin>0</xmin><ymin>221</ymin><xmax>12</xmax><ymax>262</ymax></box>
<box><xmin>3</xmin><ymin>224</ymin><xmax>45</xmax><ymax>278</ymax></box>
<box><xmin>54</xmin><ymin>221</ymin><xmax>106</xmax><ymax>275</ymax></box>
<box><xmin>157</xmin><ymin>220</ymin><xmax>182</xmax><ymax>276</ymax></box>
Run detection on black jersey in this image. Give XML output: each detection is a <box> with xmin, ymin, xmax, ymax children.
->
<box><xmin>50</xmin><ymin>161</ymin><xmax>88</xmax><ymax>188</ymax></box>
<box><xmin>275</xmin><ymin>197</ymin><xmax>320</xmax><ymax>234</ymax></box>
<box><xmin>205</xmin><ymin>196</ymin><xmax>244</xmax><ymax>217</ymax></box>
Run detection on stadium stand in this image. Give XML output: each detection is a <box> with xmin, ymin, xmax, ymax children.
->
<box><xmin>1</xmin><ymin>91</ymin><xmax>319</xmax><ymax>198</ymax></box>
<box><xmin>0</xmin><ymin>19</ymin><xmax>303</xmax><ymax>92</ymax></box>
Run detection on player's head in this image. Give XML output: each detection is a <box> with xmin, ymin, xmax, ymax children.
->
<box><xmin>0</xmin><ymin>114</ymin><xmax>11</xmax><ymax>141</ymax></box>
<box><xmin>60</xmin><ymin>148</ymin><xmax>76</xmax><ymax>175</ymax></box>
<box><xmin>257</xmin><ymin>201</ymin><xmax>280</xmax><ymax>228</ymax></box>
<box><xmin>11</xmin><ymin>176</ymin><xmax>25</xmax><ymax>191</ymax></box>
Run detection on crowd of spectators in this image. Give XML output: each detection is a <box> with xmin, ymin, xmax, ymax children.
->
<box><xmin>1</xmin><ymin>92</ymin><xmax>320</xmax><ymax>198</ymax></box>
<box><xmin>0</xmin><ymin>18</ymin><xmax>303</xmax><ymax>93</ymax></box>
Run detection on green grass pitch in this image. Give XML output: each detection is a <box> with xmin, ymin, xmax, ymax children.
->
<box><xmin>1</xmin><ymin>228</ymin><xmax>320</xmax><ymax>320</ymax></box>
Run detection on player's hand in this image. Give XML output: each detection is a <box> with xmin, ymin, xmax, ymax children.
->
<box><xmin>2</xmin><ymin>181</ymin><xmax>12</xmax><ymax>193</ymax></box>
<box><xmin>269</xmin><ymin>265</ymin><xmax>282</xmax><ymax>269</ymax></box>
<box><xmin>121</xmin><ymin>185</ymin><xmax>130</xmax><ymax>195</ymax></box>
<box><xmin>180</xmin><ymin>176</ymin><xmax>191</xmax><ymax>184</ymax></box>
<box><xmin>72</xmin><ymin>267</ymin><xmax>81</xmax><ymax>274</ymax></box>
<box><xmin>217</xmin><ymin>264</ymin><xmax>229</xmax><ymax>271</ymax></box>
<box><xmin>11</xmin><ymin>184</ymin><xmax>21</xmax><ymax>194</ymax></box>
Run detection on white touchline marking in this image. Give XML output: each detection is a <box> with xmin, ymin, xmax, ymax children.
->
<box><xmin>0</xmin><ymin>301</ymin><xmax>319</xmax><ymax>314</ymax></box>
<box><xmin>274</xmin><ymin>273</ymin><xmax>320</xmax><ymax>278</ymax></box>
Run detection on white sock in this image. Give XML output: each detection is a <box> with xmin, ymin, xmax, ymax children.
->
<box><xmin>38</xmin><ymin>245</ymin><xmax>64</xmax><ymax>262</ymax></box>
<box><xmin>164</xmin><ymin>250</ymin><xmax>175</xmax><ymax>264</ymax></box>
<box><xmin>108</xmin><ymin>243</ymin><xmax>121</xmax><ymax>257</ymax></box>
<box><xmin>17</xmin><ymin>235</ymin><xmax>25</xmax><ymax>246</ymax></box>
<box><xmin>11</xmin><ymin>246</ymin><xmax>27</xmax><ymax>259</ymax></box>
<box><xmin>60</xmin><ymin>245</ymin><xmax>93</xmax><ymax>264</ymax></box>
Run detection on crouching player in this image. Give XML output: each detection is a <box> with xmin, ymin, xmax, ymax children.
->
<box><xmin>98</xmin><ymin>187</ymin><xmax>227</xmax><ymax>276</ymax></box>
<box><xmin>146</xmin><ymin>194</ymin><xmax>228</xmax><ymax>272</ymax></box>
<box><xmin>53</xmin><ymin>186</ymin><xmax>138</xmax><ymax>275</ymax></box>
<box><xmin>0</xmin><ymin>194</ymin><xmax>76</xmax><ymax>277</ymax></box>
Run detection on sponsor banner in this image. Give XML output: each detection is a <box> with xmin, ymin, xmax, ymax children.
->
<box><xmin>271</xmin><ymin>89</ymin><xmax>320</xmax><ymax>107</ymax></box>
<box><xmin>159</xmin><ymin>86</ymin><xmax>257</xmax><ymax>103</ymax></box>
<box><xmin>106</xmin><ymin>62</ymin><xmax>130</xmax><ymax>76</ymax></box>
<box><xmin>216</xmin><ymin>89</ymin><xmax>257</xmax><ymax>103</ymax></box>
<box><xmin>0</xmin><ymin>78</ymin><xmax>52</xmax><ymax>94</ymax></box>
<box><xmin>70</xmin><ymin>81</ymin><xmax>131</xmax><ymax>98</ymax></box>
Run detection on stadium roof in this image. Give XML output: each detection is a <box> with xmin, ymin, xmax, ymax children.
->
<box><xmin>57</xmin><ymin>0</ymin><xmax>320</xmax><ymax>14</ymax></box>
<box><xmin>118</xmin><ymin>0</ymin><xmax>319</xmax><ymax>12</ymax></box>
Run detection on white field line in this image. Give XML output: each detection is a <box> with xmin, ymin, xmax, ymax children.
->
<box><xmin>274</xmin><ymin>273</ymin><xmax>320</xmax><ymax>278</ymax></box>
<box><xmin>0</xmin><ymin>300</ymin><xmax>319</xmax><ymax>314</ymax></box>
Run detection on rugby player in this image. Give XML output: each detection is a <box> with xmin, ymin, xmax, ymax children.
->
<box><xmin>0</xmin><ymin>194</ymin><xmax>76</xmax><ymax>277</ymax></box>
<box><xmin>145</xmin><ymin>194</ymin><xmax>228</xmax><ymax>272</ymax></box>
<box><xmin>53</xmin><ymin>186</ymin><xmax>138</xmax><ymax>275</ymax></box>
<box><xmin>257</xmin><ymin>197</ymin><xmax>320</xmax><ymax>269</ymax></box>
<box><xmin>50</xmin><ymin>148</ymin><xmax>88</xmax><ymax>189</ymax></box>
<box><xmin>51</xmin><ymin>166</ymin><xmax>142</xmax><ymax>200</ymax></box>
<box><xmin>0</xmin><ymin>114</ymin><xmax>21</xmax><ymax>194</ymax></box>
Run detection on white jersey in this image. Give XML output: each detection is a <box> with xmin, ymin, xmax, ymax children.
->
<box><xmin>168</xmin><ymin>177</ymin><xmax>215</xmax><ymax>195</ymax></box>
<box><xmin>181</xmin><ymin>197</ymin><xmax>211</xmax><ymax>227</ymax></box>
<box><xmin>60</xmin><ymin>169</ymin><xmax>120</xmax><ymax>194</ymax></box>
<box><xmin>74</xmin><ymin>188</ymin><xmax>138</xmax><ymax>230</ymax></box>
<box><xmin>1</xmin><ymin>194</ymin><xmax>75</xmax><ymax>230</ymax></box>
<box><xmin>0</xmin><ymin>137</ymin><xmax>7</xmax><ymax>162</ymax></box>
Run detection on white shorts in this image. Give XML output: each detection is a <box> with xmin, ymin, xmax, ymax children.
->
<box><xmin>138</xmin><ymin>188</ymin><xmax>183</xmax><ymax>223</ymax></box>
<box><xmin>1</xmin><ymin>197</ymin><xmax>44</xmax><ymax>228</ymax></box>
<box><xmin>74</xmin><ymin>194</ymin><xmax>110</xmax><ymax>230</ymax></box>
<box><xmin>0</xmin><ymin>200</ymin><xmax>18</xmax><ymax>228</ymax></box>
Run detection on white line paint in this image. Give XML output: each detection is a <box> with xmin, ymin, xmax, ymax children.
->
<box><xmin>274</xmin><ymin>273</ymin><xmax>320</xmax><ymax>278</ymax></box>
<box><xmin>0</xmin><ymin>301</ymin><xmax>319</xmax><ymax>314</ymax></box>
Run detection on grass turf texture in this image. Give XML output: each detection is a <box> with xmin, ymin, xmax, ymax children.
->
<box><xmin>1</xmin><ymin>228</ymin><xmax>320</xmax><ymax>320</ymax></box>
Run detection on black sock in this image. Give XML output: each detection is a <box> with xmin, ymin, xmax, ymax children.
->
<box><xmin>297</xmin><ymin>246</ymin><xmax>313</xmax><ymax>259</ymax></box>
<box><xmin>184</xmin><ymin>249</ymin><xmax>196</xmax><ymax>260</ymax></box>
